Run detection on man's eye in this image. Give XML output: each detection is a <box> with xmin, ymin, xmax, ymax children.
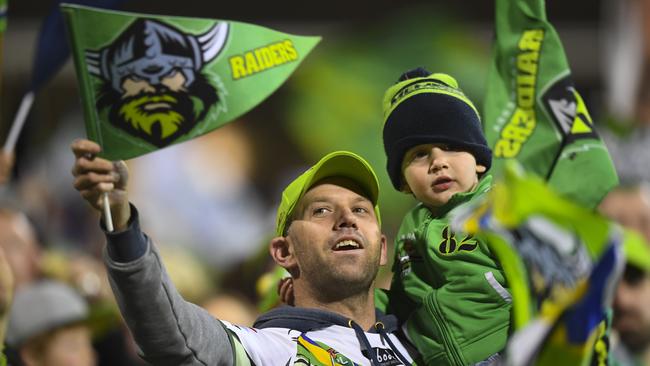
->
<box><xmin>353</xmin><ymin>207</ymin><xmax>369</xmax><ymax>214</ymax></box>
<box><xmin>313</xmin><ymin>207</ymin><xmax>330</xmax><ymax>216</ymax></box>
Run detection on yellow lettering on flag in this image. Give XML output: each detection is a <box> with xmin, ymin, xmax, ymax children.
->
<box><xmin>230</xmin><ymin>39</ymin><xmax>300</xmax><ymax>80</ymax></box>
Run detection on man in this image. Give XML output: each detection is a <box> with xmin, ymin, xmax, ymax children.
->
<box><xmin>70</xmin><ymin>138</ymin><xmax>416</xmax><ymax>365</ymax></box>
<box><xmin>6</xmin><ymin>280</ymin><xmax>96</xmax><ymax>366</ymax></box>
<box><xmin>0</xmin><ymin>207</ymin><xmax>42</xmax><ymax>290</ymax></box>
<box><xmin>612</xmin><ymin>248</ymin><xmax>650</xmax><ymax>366</ymax></box>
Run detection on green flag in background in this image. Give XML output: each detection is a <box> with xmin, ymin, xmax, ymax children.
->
<box><xmin>62</xmin><ymin>4</ymin><xmax>320</xmax><ymax>160</ymax></box>
<box><xmin>484</xmin><ymin>0</ymin><xmax>618</xmax><ymax>209</ymax></box>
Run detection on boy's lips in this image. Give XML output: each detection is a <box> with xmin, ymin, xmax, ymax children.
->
<box><xmin>432</xmin><ymin>176</ymin><xmax>453</xmax><ymax>192</ymax></box>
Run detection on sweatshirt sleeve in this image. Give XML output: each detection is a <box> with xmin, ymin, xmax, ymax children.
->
<box><xmin>102</xmin><ymin>205</ymin><xmax>236</xmax><ymax>366</ymax></box>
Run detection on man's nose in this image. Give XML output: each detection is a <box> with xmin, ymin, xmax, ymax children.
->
<box><xmin>336</xmin><ymin>209</ymin><xmax>358</xmax><ymax>229</ymax></box>
<box><xmin>614</xmin><ymin>281</ymin><xmax>637</xmax><ymax>310</ymax></box>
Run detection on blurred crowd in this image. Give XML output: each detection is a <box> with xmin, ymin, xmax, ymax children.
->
<box><xmin>0</xmin><ymin>0</ymin><xmax>649</xmax><ymax>365</ymax></box>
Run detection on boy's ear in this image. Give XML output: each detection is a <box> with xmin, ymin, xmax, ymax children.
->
<box><xmin>270</xmin><ymin>236</ymin><xmax>298</xmax><ymax>276</ymax></box>
<box><xmin>476</xmin><ymin>164</ymin><xmax>487</xmax><ymax>174</ymax></box>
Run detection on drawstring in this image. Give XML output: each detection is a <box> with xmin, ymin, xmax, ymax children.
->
<box><xmin>349</xmin><ymin>320</ymin><xmax>382</xmax><ymax>366</ymax></box>
<box><xmin>347</xmin><ymin>320</ymin><xmax>412</xmax><ymax>365</ymax></box>
<box><xmin>375</xmin><ymin>322</ymin><xmax>412</xmax><ymax>366</ymax></box>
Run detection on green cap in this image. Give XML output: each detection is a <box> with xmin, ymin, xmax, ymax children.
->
<box><xmin>275</xmin><ymin>151</ymin><xmax>381</xmax><ymax>237</ymax></box>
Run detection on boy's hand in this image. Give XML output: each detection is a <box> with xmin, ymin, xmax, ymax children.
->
<box><xmin>71</xmin><ymin>139</ymin><xmax>131</xmax><ymax>231</ymax></box>
<box><xmin>278</xmin><ymin>277</ymin><xmax>295</xmax><ymax>306</ymax></box>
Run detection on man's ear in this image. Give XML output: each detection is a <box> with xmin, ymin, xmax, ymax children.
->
<box><xmin>476</xmin><ymin>164</ymin><xmax>487</xmax><ymax>174</ymax></box>
<box><xmin>379</xmin><ymin>234</ymin><xmax>388</xmax><ymax>266</ymax></box>
<box><xmin>269</xmin><ymin>236</ymin><xmax>298</xmax><ymax>276</ymax></box>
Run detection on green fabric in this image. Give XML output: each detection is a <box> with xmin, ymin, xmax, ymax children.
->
<box><xmin>387</xmin><ymin>176</ymin><xmax>512</xmax><ymax>365</ymax></box>
<box><xmin>62</xmin><ymin>4</ymin><xmax>320</xmax><ymax>161</ymax></box>
<box><xmin>483</xmin><ymin>0</ymin><xmax>618</xmax><ymax>209</ymax></box>
<box><xmin>224</xmin><ymin>328</ymin><xmax>252</xmax><ymax>366</ymax></box>
<box><xmin>232</xmin><ymin>336</ymin><xmax>252</xmax><ymax>366</ymax></box>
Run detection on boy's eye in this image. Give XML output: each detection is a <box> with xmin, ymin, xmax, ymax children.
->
<box><xmin>411</xmin><ymin>150</ymin><xmax>429</xmax><ymax>160</ymax></box>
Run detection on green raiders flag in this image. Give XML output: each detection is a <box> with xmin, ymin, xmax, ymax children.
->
<box><xmin>62</xmin><ymin>4</ymin><xmax>320</xmax><ymax>160</ymax></box>
<box><xmin>484</xmin><ymin>0</ymin><xmax>618</xmax><ymax>209</ymax></box>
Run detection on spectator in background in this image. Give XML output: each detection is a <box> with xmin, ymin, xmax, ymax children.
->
<box><xmin>598</xmin><ymin>0</ymin><xmax>650</xmax><ymax>243</ymax></box>
<box><xmin>599</xmin><ymin>0</ymin><xmax>650</xmax><ymax>364</ymax></box>
<box><xmin>612</xmin><ymin>260</ymin><xmax>650</xmax><ymax>366</ymax></box>
<box><xmin>127</xmin><ymin>123</ymin><xmax>271</xmax><ymax>269</ymax></box>
<box><xmin>6</xmin><ymin>280</ymin><xmax>95</xmax><ymax>366</ymax></box>
<box><xmin>0</xmin><ymin>207</ymin><xmax>42</xmax><ymax>290</ymax></box>
<box><xmin>202</xmin><ymin>293</ymin><xmax>258</xmax><ymax>327</ymax></box>
<box><xmin>0</xmin><ymin>245</ymin><xmax>15</xmax><ymax>366</ymax></box>
<box><xmin>0</xmin><ymin>200</ymin><xmax>141</xmax><ymax>365</ymax></box>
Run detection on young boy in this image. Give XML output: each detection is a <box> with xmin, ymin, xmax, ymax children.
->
<box><xmin>381</xmin><ymin>68</ymin><xmax>511</xmax><ymax>366</ymax></box>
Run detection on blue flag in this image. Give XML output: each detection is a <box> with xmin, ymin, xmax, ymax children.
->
<box><xmin>30</xmin><ymin>0</ymin><xmax>129</xmax><ymax>91</ymax></box>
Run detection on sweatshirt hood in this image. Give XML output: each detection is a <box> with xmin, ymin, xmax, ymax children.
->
<box><xmin>254</xmin><ymin>306</ymin><xmax>400</xmax><ymax>333</ymax></box>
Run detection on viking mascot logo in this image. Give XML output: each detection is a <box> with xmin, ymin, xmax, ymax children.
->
<box><xmin>86</xmin><ymin>19</ymin><xmax>229</xmax><ymax>147</ymax></box>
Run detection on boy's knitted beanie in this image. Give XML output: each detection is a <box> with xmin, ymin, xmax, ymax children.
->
<box><xmin>382</xmin><ymin>67</ymin><xmax>492</xmax><ymax>190</ymax></box>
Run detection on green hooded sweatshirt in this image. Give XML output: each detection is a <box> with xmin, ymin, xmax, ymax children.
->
<box><xmin>386</xmin><ymin>175</ymin><xmax>511</xmax><ymax>365</ymax></box>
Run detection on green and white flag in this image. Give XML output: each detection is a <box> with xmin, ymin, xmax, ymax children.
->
<box><xmin>484</xmin><ymin>0</ymin><xmax>618</xmax><ymax>209</ymax></box>
<box><xmin>62</xmin><ymin>4</ymin><xmax>320</xmax><ymax>160</ymax></box>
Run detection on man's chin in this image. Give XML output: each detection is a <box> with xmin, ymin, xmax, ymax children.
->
<box><xmin>330</xmin><ymin>266</ymin><xmax>377</xmax><ymax>289</ymax></box>
<box><xmin>618</xmin><ymin>329</ymin><xmax>650</xmax><ymax>354</ymax></box>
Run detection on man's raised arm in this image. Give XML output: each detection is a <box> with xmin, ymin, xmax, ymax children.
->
<box><xmin>70</xmin><ymin>139</ymin><xmax>236</xmax><ymax>366</ymax></box>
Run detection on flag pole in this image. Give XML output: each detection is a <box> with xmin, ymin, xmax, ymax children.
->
<box><xmin>3</xmin><ymin>91</ymin><xmax>34</xmax><ymax>153</ymax></box>
<box><xmin>102</xmin><ymin>192</ymin><xmax>113</xmax><ymax>232</ymax></box>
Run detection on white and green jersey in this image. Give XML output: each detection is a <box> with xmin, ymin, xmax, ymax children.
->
<box><xmin>224</xmin><ymin>317</ymin><xmax>414</xmax><ymax>366</ymax></box>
